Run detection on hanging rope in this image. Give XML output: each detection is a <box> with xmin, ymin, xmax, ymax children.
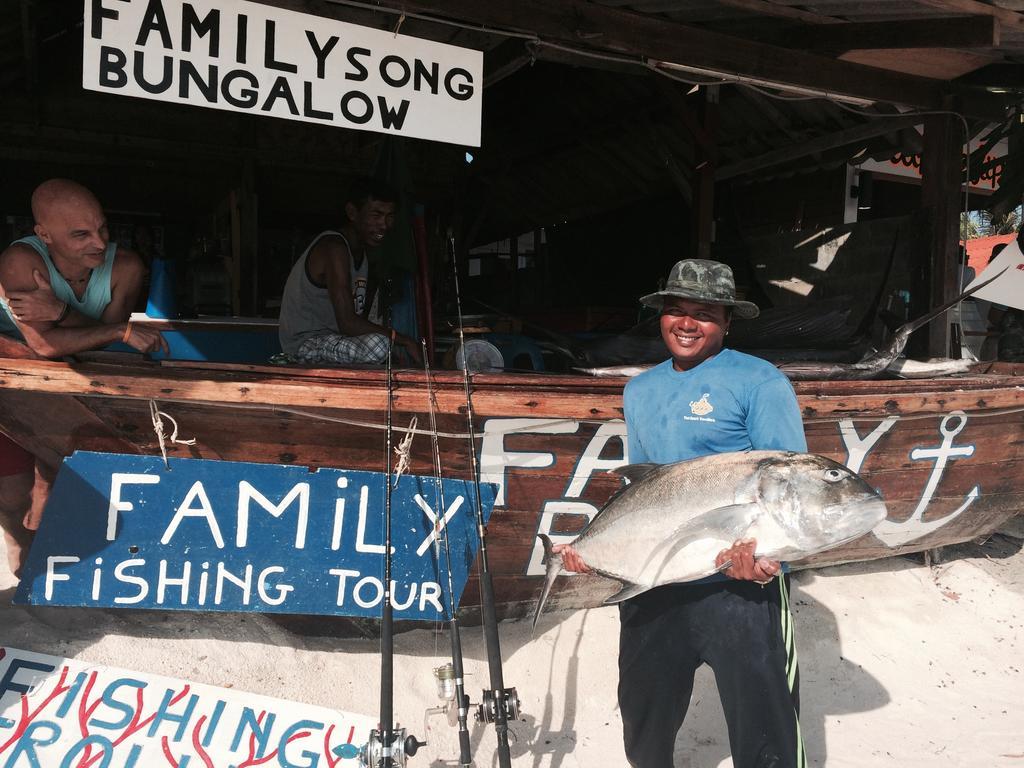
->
<box><xmin>392</xmin><ymin>415</ymin><xmax>417</xmax><ymax>487</ymax></box>
<box><xmin>149</xmin><ymin>400</ymin><xmax>196</xmax><ymax>468</ymax></box>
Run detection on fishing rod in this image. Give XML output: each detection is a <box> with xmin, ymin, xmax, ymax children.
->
<box><xmin>421</xmin><ymin>338</ymin><xmax>473</xmax><ymax>767</ymax></box>
<box><xmin>448</xmin><ymin>231</ymin><xmax>519</xmax><ymax>768</ymax></box>
<box><xmin>362</xmin><ymin>323</ymin><xmax>423</xmax><ymax>768</ymax></box>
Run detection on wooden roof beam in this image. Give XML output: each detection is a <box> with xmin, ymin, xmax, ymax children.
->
<box><xmin>737</xmin><ymin>86</ymin><xmax>801</xmax><ymax>142</ymax></box>
<box><xmin>712</xmin><ymin>0</ymin><xmax>843</xmax><ymax>25</ymax></box>
<box><xmin>484</xmin><ymin>38</ymin><xmax>534</xmax><ymax>88</ymax></box>
<box><xmin>333</xmin><ymin>0</ymin><xmax>1009</xmax><ymax>118</ymax></box>
<box><xmin>914</xmin><ymin>0</ymin><xmax>1024</xmax><ymax>31</ymax></box>
<box><xmin>781</xmin><ymin>16</ymin><xmax>1000</xmax><ymax>54</ymax></box>
<box><xmin>652</xmin><ymin>78</ymin><xmax>716</xmax><ymax>159</ymax></box>
<box><xmin>529</xmin><ymin>43</ymin><xmax>644</xmax><ymax>76</ymax></box>
<box><xmin>717</xmin><ymin>114</ymin><xmax>923</xmax><ymax>181</ymax></box>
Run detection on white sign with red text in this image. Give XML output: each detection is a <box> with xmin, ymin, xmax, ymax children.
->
<box><xmin>857</xmin><ymin>133</ymin><xmax>1007</xmax><ymax>193</ymax></box>
<box><xmin>0</xmin><ymin>646</ymin><xmax>374</xmax><ymax>767</ymax></box>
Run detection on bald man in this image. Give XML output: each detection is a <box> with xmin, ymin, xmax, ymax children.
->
<box><xmin>0</xmin><ymin>178</ymin><xmax>166</xmax><ymax>577</ymax></box>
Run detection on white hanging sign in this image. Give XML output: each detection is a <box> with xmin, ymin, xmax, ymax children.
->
<box><xmin>83</xmin><ymin>0</ymin><xmax>483</xmax><ymax>146</ymax></box>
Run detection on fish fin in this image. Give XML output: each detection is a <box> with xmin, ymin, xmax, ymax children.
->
<box><xmin>603</xmin><ymin>581</ymin><xmax>650</xmax><ymax>605</ymax></box>
<box><xmin>608</xmin><ymin>463</ymin><xmax>659</xmax><ymax>484</ymax></box>
<box><xmin>643</xmin><ymin>503</ymin><xmax>759</xmax><ymax>582</ymax></box>
<box><xmin>532</xmin><ymin>534</ymin><xmax>562</xmax><ymax>631</ymax></box>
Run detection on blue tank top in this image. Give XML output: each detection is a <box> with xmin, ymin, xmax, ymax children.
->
<box><xmin>0</xmin><ymin>236</ymin><xmax>117</xmax><ymax>340</ymax></box>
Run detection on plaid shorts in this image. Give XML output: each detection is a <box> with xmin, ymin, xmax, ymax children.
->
<box><xmin>295</xmin><ymin>332</ymin><xmax>390</xmax><ymax>365</ymax></box>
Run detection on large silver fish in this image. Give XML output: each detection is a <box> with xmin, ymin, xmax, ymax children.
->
<box><xmin>533</xmin><ymin>451</ymin><xmax>887</xmax><ymax>627</ymax></box>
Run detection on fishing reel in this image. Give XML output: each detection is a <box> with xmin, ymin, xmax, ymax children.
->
<box><xmin>432</xmin><ymin>663</ymin><xmax>468</xmax><ymax>727</ymax></box>
<box><xmin>360</xmin><ymin>728</ymin><xmax>425</xmax><ymax>768</ymax></box>
<box><xmin>475</xmin><ymin>686</ymin><xmax>521</xmax><ymax>725</ymax></box>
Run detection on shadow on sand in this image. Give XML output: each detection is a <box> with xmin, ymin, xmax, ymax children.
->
<box><xmin>660</xmin><ymin>570</ymin><xmax>889</xmax><ymax>768</ymax></box>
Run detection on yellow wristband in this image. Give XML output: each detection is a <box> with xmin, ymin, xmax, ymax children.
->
<box><xmin>122</xmin><ymin>323</ymin><xmax>133</xmax><ymax>343</ymax></box>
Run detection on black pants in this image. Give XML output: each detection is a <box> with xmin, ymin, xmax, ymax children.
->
<box><xmin>618</xmin><ymin>576</ymin><xmax>805</xmax><ymax>768</ymax></box>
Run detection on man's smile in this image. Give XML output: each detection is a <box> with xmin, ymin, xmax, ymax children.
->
<box><xmin>671</xmin><ymin>330</ymin><xmax>702</xmax><ymax>346</ymax></box>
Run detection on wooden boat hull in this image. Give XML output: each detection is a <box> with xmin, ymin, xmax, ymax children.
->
<box><xmin>1</xmin><ymin>355</ymin><xmax>1022</xmax><ymax>620</ymax></box>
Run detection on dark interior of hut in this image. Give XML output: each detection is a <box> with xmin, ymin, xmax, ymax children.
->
<box><xmin>2</xmin><ymin>0</ymin><xmax>1022</xmax><ymax>372</ymax></box>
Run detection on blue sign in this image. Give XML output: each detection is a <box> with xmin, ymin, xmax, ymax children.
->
<box><xmin>14</xmin><ymin>452</ymin><xmax>495</xmax><ymax>621</ymax></box>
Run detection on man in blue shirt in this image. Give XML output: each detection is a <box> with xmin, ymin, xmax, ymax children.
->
<box><xmin>557</xmin><ymin>259</ymin><xmax>807</xmax><ymax>768</ymax></box>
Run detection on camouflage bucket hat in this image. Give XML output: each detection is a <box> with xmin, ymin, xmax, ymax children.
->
<box><xmin>639</xmin><ymin>259</ymin><xmax>759</xmax><ymax>319</ymax></box>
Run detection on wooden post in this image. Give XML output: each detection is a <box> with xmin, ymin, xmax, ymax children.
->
<box><xmin>238</xmin><ymin>157</ymin><xmax>259</xmax><ymax>316</ymax></box>
<box><xmin>20</xmin><ymin>0</ymin><xmax>38</xmax><ymax>92</ymax></box>
<box><xmin>535</xmin><ymin>228</ymin><xmax>546</xmax><ymax>307</ymax></box>
<box><xmin>20</xmin><ymin>0</ymin><xmax>41</xmax><ymax>123</ymax></box>
<box><xmin>921</xmin><ymin>113</ymin><xmax>961</xmax><ymax>357</ymax></box>
<box><xmin>509</xmin><ymin>233</ymin><xmax>519</xmax><ymax>311</ymax></box>
<box><xmin>691</xmin><ymin>86</ymin><xmax>719</xmax><ymax>260</ymax></box>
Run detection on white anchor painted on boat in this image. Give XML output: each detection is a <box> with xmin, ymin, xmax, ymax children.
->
<box><xmin>841</xmin><ymin>412</ymin><xmax>978</xmax><ymax>547</ymax></box>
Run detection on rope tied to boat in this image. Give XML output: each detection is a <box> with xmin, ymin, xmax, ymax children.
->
<box><xmin>393</xmin><ymin>415</ymin><xmax>417</xmax><ymax>488</ymax></box>
<box><xmin>149</xmin><ymin>400</ymin><xmax>196</xmax><ymax>468</ymax></box>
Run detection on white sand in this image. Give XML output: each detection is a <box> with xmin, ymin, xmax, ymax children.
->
<box><xmin>1</xmin><ymin>534</ymin><xmax>1021</xmax><ymax>767</ymax></box>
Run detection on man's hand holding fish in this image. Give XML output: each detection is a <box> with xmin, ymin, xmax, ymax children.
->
<box><xmin>553</xmin><ymin>538</ymin><xmax>782</xmax><ymax>584</ymax></box>
<box><xmin>551</xmin><ymin>542</ymin><xmax>591</xmax><ymax>574</ymax></box>
<box><xmin>715</xmin><ymin>538</ymin><xmax>781</xmax><ymax>583</ymax></box>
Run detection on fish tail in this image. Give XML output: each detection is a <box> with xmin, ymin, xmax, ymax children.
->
<box><xmin>532</xmin><ymin>534</ymin><xmax>562</xmax><ymax>630</ymax></box>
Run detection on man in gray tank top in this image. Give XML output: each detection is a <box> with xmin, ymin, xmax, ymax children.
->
<box><xmin>278</xmin><ymin>178</ymin><xmax>421</xmax><ymax>366</ymax></box>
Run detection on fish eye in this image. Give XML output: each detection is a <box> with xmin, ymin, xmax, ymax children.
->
<box><xmin>823</xmin><ymin>468</ymin><xmax>844</xmax><ymax>483</ymax></box>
